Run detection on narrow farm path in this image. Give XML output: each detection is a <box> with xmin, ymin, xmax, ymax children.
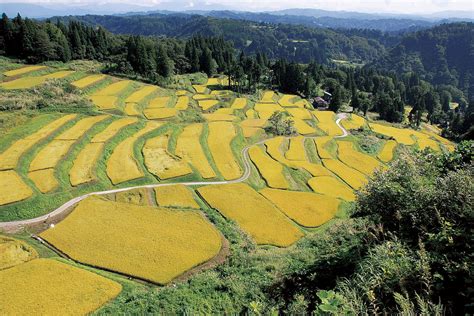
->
<box><xmin>0</xmin><ymin>113</ymin><xmax>349</xmax><ymax>232</ymax></box>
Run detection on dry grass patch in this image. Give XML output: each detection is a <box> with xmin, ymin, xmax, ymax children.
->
<box><xmin>71</xmin><ymin>74</ymin><xmax>106</xmax><ymax>88</ymax></box>
<box><xmin>0</xmin><ymin>258</ymin><xmax>122</xmax><ymax>315</ymax></box>
<box><xmin>378</xmin><ymin>140</ymin><xmax>397</xmax><ymax>162</ymax></box>
<box><xmin>231</xmin><ymin>98</ymin><xmax>248</xmax><ymax>109</ymax></box>
<box><xmin>260</xmin><ymin>188</ymin><xmax>340</xmax><ymax>227</ymax></box>
<box><xmin>28</xmin><ymin>169</ymin><xmax>58</xmax><ymax>193</ymax></box>
<box><xmin>249</xmin><ymin>146</ymin><xmax>289</xmax><ymax>189</ymax></box>
<box><xmin>40</xmin><ymin>197</ymin><xmax>222</xmax><ymax>284</ymax></box>
<box><xmin>322</xmin><ymin>159</ymin><xmax>367</xmax><ymax>190</ymax></box>
<box><xmin>198</xmin><ymin>183</ymin><xmax>303</xmax><ymax>247</ymax></box>
<box><xmin>3</xmin><ymin>65</ymin><xmax>46</xmax><ymax>77</ymax></box>
<box><xmin>106</xmin><ymin>122</ymin><xmax>161</xmax><ymax>184</ymax></box>
<box><xmin>0</xmin><ymin>170</ymin><xmax>33</xmax><ymax>205</ymax></box>
<box><xmin>0</xmin><ymin>236</ymin><xmax>38</xmax><ymax>270</ymax></box>
<box><xmin>314</xmin><ymin>111</ymin><xmax>342</xmax><ymax>136</ymax></box>
<box><xmin>337</xmin><ymin>141</ymin><xmax>383</xmax><ymax>175</ymax></box>
<box><xmin>308</xmin><ymin>176</ymin><xmax>355</xmax><ymax>201</ymax></box>
<box><xmin>143</xmin><ymin>134</ymin><xmax>193</xmax><ymax>180</ymax></box>
<box><xmin>155</xmin><ymin>184</ymin><xmax>200</xmax><ymax>209</ymax></box>
<box><xmin>0</xmin><ymin>114</ymin><xmax>76</xmax><ymax>170</ymax></box>
<box><xmin>208</xmin><ymin>122</ymin><xmax>241</xmax><ymax>180</ymax></box>
<box><xmin>175</xmin><ymin>124</ymin><xmax>216</xmax><ymax>179</ymax></box>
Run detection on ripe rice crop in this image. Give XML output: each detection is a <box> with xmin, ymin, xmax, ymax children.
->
<box><xmin>341</xmin><ymin>114</ymin><xmax>366</xmax><ymax>130</ymax></box>
<box><xmin>69</xmin><ymin>143</ymin><xmax>103</xmax><ymax>186</ymax></box>
<box><xmin>56</xmin><ymin>115</ymin><xmax>108</xmax><ymax>140</ymax></box>
<box><xmin>193</xmin><ymin>94</ymin><xmax>216</xmax><ymax>101</ymax></box>
<box><xmin>411</xmin><ymin>131</ymin><xmax>440</xmax><ymax>151</ymax></box>
<box><xmin>71</xmin><ymin>74</ymin><xmax>106</xmax><ymax>88</ymax></box>
<box><xmin>91</xmin><ymin>117</ymin><xmax>138</xmax><ymax>143</ymax></box>
<box><xmin>286</xmin><ymin>136</ymin><xmax>307</xmax><ymax>160</ymax></box>
<box><xmin>198</xmin><ymin>100</ymin><xmax>219</xmax><ymax>111</ymax></box>
<box><xmin>42</xmin><ymin>70</ymin><xmax>75</xmax><ymax>79</ymax></box>
<box><xmin>148</xmin><ymin>96</ymin><xmax>171</xmax><ymax>108</ymax></box>
<box><xmin>94</xmin><ymin>80</ymin><xmax>131</xmax><ymax>96</ymax></box>
<box><xmin>231</xmin><ymin>98</ymin><xmax>248</xmax><ymax>109</ymax></box>
<box><xmin>260</xmin><ymin>91</ymin><xmax>277</xmax><ymax>103</ymax></box>
<box><xmin>378</xmin><ymin>140</ymin><xmax>397</xmax><ymax>162</ymax></box>
<box><xmin>0</xmin><ymin>258</ymin><xmax>122</xmax><ymax>315</ymax></box>
<box><xmin>3</xmin><ymin>65</ymin><xmax>46</xmax><ymax>77</ymax></box>
<box><xmin>337</xmin><ymin>141</ymin><xmax>383</xmax><ymax>175</ymax></box>
<box><xmin>197</xmin><ymin>183</ymin><xmax>303</xmax><ymax>247</ymax></box>
<box><xmin>125</xmin><ymin>86</ymin><xmax>158</xmax><ymax>103</ymax></box>
<box><xmin>287</xmin><ymin>108</ymin><xmax>312</xmax><ymax>120</ymax></box>
<box><xmin>314</xmin><ymin>111</ymin><xmax>343</xmax><ymax>136</ymax></box>
<box><xmin>215</xmin><ymin>108</ymin><xmax>234</xmax><ymax>115</ymax></box>
<box><xmin>0</xmin><ymin>236</ymin><xmax>38</xmax><ymax>270</ymax></box>
<box><xmin>0</xmin><ymin>170</ymin><xmax>33</xmax><ymax>205</ymax></box>
<box><xmin>314</xmin><ymin>136</ymin><xmax>333</xmax><ymax>159</ymax></box>
<box><xmin>40</xmin><ymin>197</ymin><xmax>222</xmax><ymax>284</ymax></box>
<box><xmin>308</xmin><ymin>176</ymin><xmax>355</xmax><ymax>201</ymax></box>
<box><xmin>265</xmin><ymin>137</ymin><xmax>289</xmax><ymax>163</ymax></box>
<box><xmin>246</xmin><ymin>109</ymin><xmax>257</xmax><ymax>119</ymax></box>
<box><xmin>106</xmin><ymin>122</ymin><xmax>161</xmax><ymax>184</ymax></box>
<box><xmin>115</xmin><ymin>188</ymin><xmax>149</xmax><ymax>206</ymax></box>
<box><xmin>292</xmin><ymin>118</ymin><xmax>316</xmax><ymax>135</ymax></box>
<box><xmin>29</xmin><ymin>140</ymin><xmax>75</xmax><ymax>172</ymax></box>
<box><xmin>155</xmin><ymin>184</ymin><xmax>200</xmax><ymax>209</ymax></box>
<box><xmin>28</xmin><ymin>169</ymin><xmax>58</xmax><ymax>193</ymax></box>
<box><xmin>176</xmin><ymin>90</ymin><xmax>189</xmax><ymax>96</ymax></box>
<box><xmin>143</xmin><ymin>134</ymin><xmax>193</xmax><ymax>180</ymax></box>
<box><xmin>193</xmin><ymin>85</ymin><xmax>208</xmax><ymax>94</ymax></box>
<box><xmin>206</xmin><ymin>78</ymin><xmax>221</xmax><ymax>86</ymax></box>
<box><xmin>249</xmin><ymin>146</ymin><xmax>289</xmax><ymax>189</ymax></box>
<box><xmin>0</xmin><ymin>77</ymin><xmax>46</xmax><ymax>89</ymax></box>
<box><xmin>0</xmin><ymin>114</ymin><xmax>76</xmax><ymax>170</ymax></box>
<box><xmin>242</xmin><ymin>126</ymin><xmax>262</xmax><ymax>138</ymax></box>
<box><xmin>90</xmin><ymin>95</ymin><xmax>118</xmax><ymax>110</ymax></box>
<box><xmin>203</xmin><ymin>113</ymin><xmax>237</xmax><ymax>122</ymax></box>
<box><xmin>260</xmin><ymin>188</ymin><xmax>340</xmax><ymax>227</ymax></box>
<box><xmin>278</xmin><ymin>94</ymin><xmax>298</xmax><ymax>107</ymax></box>
<box><xmin>144</xmin><ymin>108</ymin><xmax>178</xmax><ymax>120</ymax></box>
<box><xmin>175</xmin><ymin>96</ymin><xmax>190</xmax><ymax>110</ymax></box>
<box><xmin>241</xmin><ymin>118</ymin><xmax>267</xmax><ymax>127</ymax></box>
<box><xmin>255</xmin><ymin>103</ymin><xmax>284</xmax><ymax>119</ymax></box>
<box><xmin>369</xmin><ymin>123</ymin><xmax>416</xmax><ymax>145</ymax></box>
<box><xmin>207</xmin><ymin>122</ymin><xmax>241</xmax><ymax>180</ymax></box>
<box><xmin>175</xmin><ymin>124</ymin><xmax>216</xmax><ymax>179</ymax></box>
<box><xmin>124</xmin><ymin>103</ymin><xmax>140</xmax><ymax>116</ymax></box>
<box><xmin>322</xmin><ymin>159</ymin><xmax>367</xmax><ymax>190</ymax></box>
<box><xmin>294</xmin><ymin>99</ymin><xmax>311</xmax><ymax>108</ymax></box>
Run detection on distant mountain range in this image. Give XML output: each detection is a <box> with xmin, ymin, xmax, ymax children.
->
<box><xmin>1</xmin><ymin>2</ymin><xmax>473</xmax><ymax>32</ymax></box>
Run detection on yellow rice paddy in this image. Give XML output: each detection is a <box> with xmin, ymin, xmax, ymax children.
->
<box><xmin>125</xmin><ymin>86</ymin><xmax>158</xmax><ymax>103</ymax></box>
<box><xmin>115</xmin><ymin>188</ymin><xmax>149</xmax><ymax>206</ymax></box>
<box><xmin>94</xmin><ymin>80</ymin><xmax>131</xmax><ymax>96</ymax></box>
<box><xmin>278</xmin><ymin>94</ymin><xmax>298</xmax><ymax>107</ymax></box>
<box><xmin>287</xmin><ymin>108</ymin><xmax>312</xmax><ymax>119</ymax></box>
<box><xmin>155</xmin><ymin>184</ymin><xmax>200</xmax><ymax>209</ymax></box>
<box><xmin>193</xmin><ymin>85</ymin><xmax>208</xmax><ymax>94</ymax></box>
<box><xmin>55</xmin><ymin>115</ymin><xmax>108</xmax><ymax>140</ymax></box>
<box><xmin>198</xmin><ymin>100</ymin><xmax>219</xmax><ymax>111</ymax></box>
<box><xmin>143</xmin><ymin>134</ymin><xmax>193</xmax><ymax>180</ymax></box>
<box><xmin>341</xmin><ymin>114</ymin><xmax>366</xmax><ymax>130</ymax></box>
<box><xmin>91</xmin><ymin>117</ymin><xmax>138</xmax><ymax>143</ymax></box>
<box><xmin>3</xmin><ymin>65</ymin><xmax>46</xmax><ymax>77</ymax></box>
<box><xmin>90</xmin><ymin>95</ymin><xmax>118</xmax><ymax>110</ymax></box>
<box><xmin>148</xmin><ymin>96</ymin><xmax>171</xmax><ymax>108</ymax></box>
<box><xmin>42</xmin><ymin>70</ymin><xmax>75</xmax><ymax>79</ymax></box>
<box><xmin>322</xmin><ymin>159</ymin><xmax>367</xmax><ymax>190</ymax></box>
<box><xmin>314</xmin><ymin>136</ymin><xmax>333</xmax><ymax>159</ymax></box>
<box><xmin>314</xmin><ymin>111</ymin><xmax>342</xmax><ymax>136</ymax></box>
<box><xmin>292</xmin><ymin>118</ymin><xmax>316</xmax><ymax>135</ymax></box>
<box><xmin>231</xmin><ymin>98</ymin><xmax>248</xmax><ymax>109</ymax></box>
<box><xmin>0</xmin><ymin>258</ymin><xmax>122</xmax><ymax>315</ymax></box>
<box><xmin>285</xmin><ymin>136</ymin><xmax>307</xmax><ymax>160</ymax></box>
<box><xmin>197</xmin><ymin>183</ymin><xmax>303</xmax><ymax>247</ymax></box>
<box><xmin>0</xmin><ymin>171</ymin><xmax>33</xmax><ymax>205</ymax></box>
<box><xmin>369</xmin><ymin>123</ymin><xmax>416</xmax><ymax>145</ymax></box>
<box><xmin>207</xmin><ymin>122</ymin><xmax>241</xmax><ymax>180</ymax></box>
<box><xmin>337</xmin><ymin>141</ymin><xmax>383</xmax><ymax>175</ymax></box>
<box><xmin>28</xmin><ymin>169</ymin><xmax>58</xmax><ymax>193</ymax></box>
<box><xmin>0</xmin><ymin>235</ymin><xmax>38</xmax><ymax>270</ymax></box>
<box><xmin>175</xmin><ymin>96</ymin><xmax>190</xmax><ymax>110</ymax></box>
<box><xmin>175</xmin><ymin>124</ymin><xmax>216</xmax><ymax>179</ymax></box>
<box><xmin>260</xmin><ymin>91</ymin><xmax>277</xmax><ymax>103</ymax></box>
<box><xmin>203</xmin><ymin>113</ymin><xmax>237</xmax><ymax>122</ymax></box>
<box><xmin>249</xmin><ymin>146</ymin><xmax>289</xmax><ymax>189</ymax></box>
<box><xmin>71</xmin><ymin>74</ymin><xmax>106</xmax><ymax>88</ymax></box>
<box><xmin>260</xmin><ymin>188</ymin><xmax>340</xmax><ymax>227</ymax></box>
<box><xmin>0</xmin><ymin>77</ymin><xmax>46</xmax><ymax>89</ymax></box>
<box><xmin>40</xmin><ymin>197</ymin><xmax>222</xmax><ymax>284</ymax></box>
<box><xmin>28</xmin><ymin>140</ymin><xmax>75</xmax><ymax>172</ymax></box>
<box><xmin>144</xmin><ymin>108</ymin><xmax>178</xmax><ymax>120</ymax></box>
<box><xmin>378</xmin><ymin>140</ymin><xmax>397</xmax><ymax>162</ymax></box>
<box><xmin>69</xmin><ymin>143</ymin><xmax>103</xmax><ymax>186</ymax></box>
<box><xmin>308</xmin><ymin>176</ymin><xmax>356</xmax><ymax>201</ymax></box>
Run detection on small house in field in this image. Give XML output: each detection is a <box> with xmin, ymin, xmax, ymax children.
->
<box><xmin>313</xmin><ymin>96</ymin><xmax>329</xmax><ymax>109</ymax></box>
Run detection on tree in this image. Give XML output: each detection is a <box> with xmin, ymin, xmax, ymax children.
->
<box><xmin>329</xmin><ymin>86</ymin><xmax>342</xmax><ymax>112</ymax></box>
<box><xmin>264</xmin><ymin>111</ymin><xmax>296</xmax><ymax>136</ymax></box>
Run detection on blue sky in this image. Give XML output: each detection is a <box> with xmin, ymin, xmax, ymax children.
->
<box><xmin>3</xmin><ymin>0</ymin><xmax>474</xmax><ymax>14</ymax></box>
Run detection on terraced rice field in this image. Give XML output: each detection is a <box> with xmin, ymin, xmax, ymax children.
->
<box><xmin>175</xmin><ymin>124</ymin><xmax>217</xmax><ymax>179</ymax></box>
<box><xmin>175</xmin><ymin>96</ymin><xmax>190</xmax><ymax>110</ymax></box>
<box><xmin>3</xmin><ymin>65</ymin><xmax>46</xmax><ymax>77</ymax></box>
<box><xmin>155</xmin><ymin>184</ymin><xmax>200</xmax><ymax>209</ymax></box>
<box><xmin>287</xmin><ymin>108</ymin><xmax>312</xmax><ymax>119</ymax></box>
<box><xmin>249</xmin><ymin>146</ymin><xmax>289</xmax><ymax>189</ymax></box>
<box><xmin>336</xmin><ymin>141</ymin><xmax>383</xmax><ymax>175</ymax></box>
<box><xmin>278</xmin><ymin>94</ymin><xmax>298</xmax><ymax>107</ymax></box>
<box><xmin>292</xmin><ymin>118</ymin><xmax>316</xmax><ymax>135</ymax></box>
<box><xmin>260</xmin><ymin>188</ymin><xmax>340</xmax><ymax>227</ymax></box>
<box><xmin>341</xmin><ymin>114</ymin><xmax>366</xmax><ymax>130</ymax></box>
<box><xmin>42</xmin><ymin>70</ymin><xmax>75</xmax><ymax>79</ymax></box>
<box><xmin>0</xmin><ymin>77</ymin><xmax>46</xmax><ymax>89</ymax></box>
<box><xmin>231</xmin><ymin>98</ymin><xmax>248</xmax><ymax>109</ymax></box>
<box><xmin>378</xmin><ymin>140</ymin><xmax>397</xmax><ymax>162</ymax></box>
<box><xmin>90</xmin><ymin>80</ymin><xmax>132</xmax><ymax>110</ymax></box>
<box><xmin>0</xmin><ymin>171</ymin><xmax>33</xmax><ymax>205</ymax></box>
<box><xmin>197</xmin><ymin>183</ymin><xmax>303</xmax><ymax>247</ymax></box>
<box><xmin>314</xmin><ymin>136</ymin><xmax>334</xmax><ymax>159</ymax></box>
<box><xmin>193</xmin><ymin>85</ymin><xmax>208</xmax><ymax>94</ymax></box>
<box><xmin>203</xmin><ymin>113</ymin><xmax>237</xmax><ymax>122</ymax></box>
<box><xmin>207</xmin><ymin>122</ymin><xmax>241</xmax><ymax>180</ymax></box>
<box><xmin>198</xmin><ymin>100</ymin><xmax>220</xmax><ymax>111</ymax></box>
<box><xmin>40</xmin><ymin>197</ymin><xmax>222</xmax><ymax>284</ymax></box>
<box><xmin>286</xmin><ymin>136</ymin><xmax>307</xmax><ymax>160</ymax></box>
<box><xmin>322</xmin><ymin>159</ymin><xmax>367</xmax><ymax>190</ymax></box>
<box><xmin>314</xmin><ymin>111</ymin><xmax>343</xmax><ymax>136</ymax></box>
<box><xmin>260</xmin><ymin>91</ymin><xmax>278</xmax><ymax>103</ymax></box>
<box><xmin>369</xmin><ymin>123</ymin><xmax>416</xmax><ymax>145</ymax></box>
<box><xmin>0</xmin><ymin>258</ymin><xmax>122</xmax><ymax>315</ymax></box>
<box><xmin>308</xmin><ymin>176</ymin><xmax>356</xmax><ymax>201</ymax></box>
<box><xmin>144</xmin><ymin>108</ymin><xmax>178</xmax><ymax>120</ymax></box>
<box><xmin>71</xmin><ymin>74</ymin><xmax>106</xmax><ymax>88</ymax></box>
<box><xmin>29</xmin><ymin>169</ymin><xmax>58</xmax><ymax>193</ymax></box>
<box><xmin>125</xmin><ymin>86</ymin><xmax>158</xmax><ymax>103</ymax></box>
<box><xmin>115</xmin><ymin>188</ymin><xmax>149</xmax><ymax>206</ymax></box>
<box><xmin>0</xmin><ymin>235</ymin><xmax>38</xmax><ymax>270</ymax></box>
<box><xmin>106</xmin><ymin>122</ymin><xmax>161</xmax><ymax>184</ymax></box>
<box><xmin>143</xmin><ymin>134</ymin><xmax>193</xmax><ymax>180</ymax></box>
<box><xmin>69</xmin><ymin>143</ymin><xmax>104</xmax><ymax>186</ymax></box>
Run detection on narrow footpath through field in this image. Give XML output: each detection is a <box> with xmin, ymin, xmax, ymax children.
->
<box><xmin>0</xmin><ymin>113</ymin><xmax>349</xmax><ymax>232</ymax></box>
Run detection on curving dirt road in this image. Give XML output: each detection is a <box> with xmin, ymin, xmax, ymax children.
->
<box><xmin>0</xmin><ymin>113</ymin><xmax>349</xmax><ymax>232</ymax></box>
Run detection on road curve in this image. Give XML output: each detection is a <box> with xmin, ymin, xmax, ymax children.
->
<box><xmin>0</xmin><ymin>113</ymin><xmax>349</xmax><ymax>232</ymax></box>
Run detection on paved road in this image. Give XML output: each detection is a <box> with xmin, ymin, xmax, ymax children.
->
<box><xmin>0</xmin><ymin>113</ymin><xmax>349</xmax><ymax>232</ymax></box>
